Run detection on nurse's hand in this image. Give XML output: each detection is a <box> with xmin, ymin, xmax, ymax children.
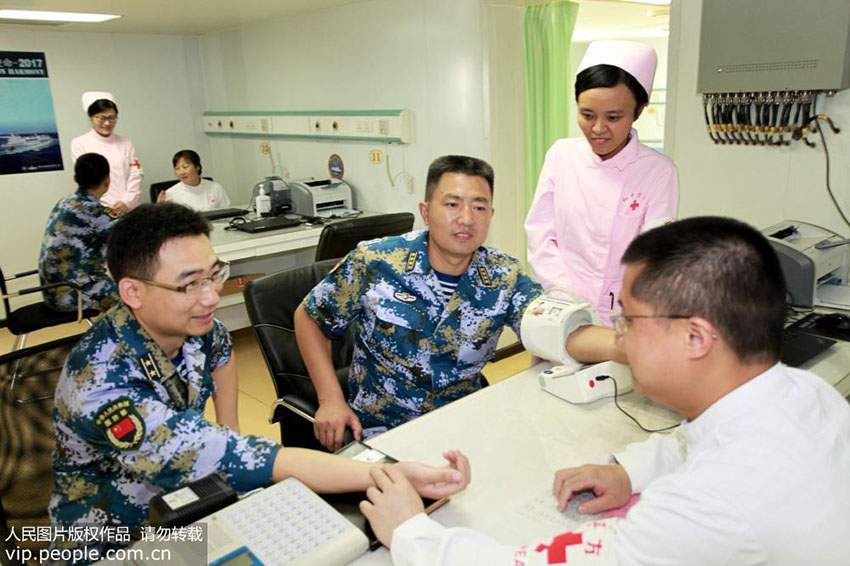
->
<box><xmin>314</xmin><ymin>399</ymin><xmax>362</xmax><ymax>451</ymax></box>
<box><xmin>156</xmin><ymin>190</ymin><xmax>168</xmax><ymax>203</ymax></box>
<box><xmin>360</xmin><ymin>465</ymin><xmax>424</xmax><ymax>548</ymax></box>
<box><xmin>553</xmin><ymin>463</ymin><xmax>632</xmax><ymax>514</ymax></box>
<box><xmin>113</xmin><ymin>201</ymin><xmax>129</xmax><ymax>215</ymax></box>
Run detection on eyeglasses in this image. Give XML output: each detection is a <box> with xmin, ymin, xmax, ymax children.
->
<box><xmin>137</xmin><ymin>262</ymin><xmax>230</xmax><ymax>296</ymax></box>
<box><xmin>93</xmin><ymin>114</ymin><xmax>118</xmax><ymax>124</ymax></box>
<box><xmin>612</xmin><ymin>312</ymin><xmax>691</xmax><ymax>337</ymax></box>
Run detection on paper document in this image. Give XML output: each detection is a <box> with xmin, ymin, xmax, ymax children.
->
<box><xmin>489</xmin><ymin>487</ymin><xmax>603</xmax><ymax>543</ymax></box>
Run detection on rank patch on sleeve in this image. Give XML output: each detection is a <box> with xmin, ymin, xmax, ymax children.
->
<box><xmin>405</xmin><ymin>252</ymin><xmax>418</xmax><ymax>272</ymax></box>
<box><xmin>476</xmin><ymin>264</ymin><xmax>493</xmax><ymax>287</ymax></box>
<box><xmin>94</xmin><ymin>397</ymin><xmax>145</xmax><ymax>451</ymax></box>
<box><xmin>139</xmin><ymin>352</ymin><xmax>162</xmax><ymax>382</ymax></box>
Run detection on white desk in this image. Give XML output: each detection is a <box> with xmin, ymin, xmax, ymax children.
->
<box><xmin>351</xmin><ymin>346</ymin><xmax>850</xmax><ymax>564</ymax></box>
<box><xmin>210</xmin><ymin>219</ymin><xmax>323</xmax><ymax>330</ymax></box>
<box><xmin>210</xmin><ymin>214</ymin><xmax>380</xmax><ymax>330</ymax></box>
<box><xmin>351</xmin><ymin>361</ymin><xmax>679</xmax><ymax>564</ymax></box>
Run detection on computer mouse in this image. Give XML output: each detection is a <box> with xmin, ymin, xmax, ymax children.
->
<box><xmin>814</xmin><ymin>313</ymin><xmax>850</xmax><ymax>331</ymax></box>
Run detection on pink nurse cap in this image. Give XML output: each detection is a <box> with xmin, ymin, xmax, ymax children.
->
<box><xmin>576</xmin><ymin>40</ymin><xmax>657</xmax><ymax>98</ymax></box>
<box><xmin>81</xmin><ymin>91</ymin><xmax>115</xmax><ymax>112</ymax></box>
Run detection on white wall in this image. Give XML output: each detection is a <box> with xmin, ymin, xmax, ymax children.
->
<box><xmin>666</xmin><ymin>0</ymin><xmax>850</xmax><ymax>234</ymax></box>
<box><xmin>0</xmin><ymin>30</ymin><xmax>208</xmax><ymax>278</ymax></box>
<box><xmin>1</xmin><ymin>0</ymin><xmax>527</xmax><ymax>298</ymax></box>
<box><xmin>197</xmin><ymin>0</ymin><xmax>491</xmax><ymax>227</ymax></box>
<box><xmin>487</xmin><ymin>4</ymin><xmax>525</xmax><ymax>261</ymax></box>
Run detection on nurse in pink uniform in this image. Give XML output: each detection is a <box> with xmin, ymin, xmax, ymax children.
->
<box><xmin>525</xmin><ymin>41</ymin><xmax>679</xmax><ymax>329</ymax></box>
<box><xmin>71</xmin><ymin>92</ymin><xmax>143</xmax><ymax>215</ymax></box>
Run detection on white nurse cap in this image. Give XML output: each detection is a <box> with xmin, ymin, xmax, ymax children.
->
<box><xmin>576</xmin><ymin>40</ymin><xmax>657</xmax><ymax>98</ymax></box>
<box><xmin>81</xmin><ymin>91</ymin><xmax>115</xmax><ymax>112</ymax></box>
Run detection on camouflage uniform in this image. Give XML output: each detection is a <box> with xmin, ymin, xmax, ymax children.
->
<box><xmin>38</xmin><ymin>188</ymin><xmax>119</xmax><ymax>312</ymax></box>
<box><xmin>303</xmin><ymin>230</ymin><xmax>542</xmax><ymax>429</ymax></box>
<box><xmin>49</xmin><ymin>303</ymin><xmax>280</xmax><ymax>527</ymax></box>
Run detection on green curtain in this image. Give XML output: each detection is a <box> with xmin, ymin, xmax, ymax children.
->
<box><xmin>523</xmin><ymin>2</ymin><xmax>578</xmax><ymax>217</ymax></box>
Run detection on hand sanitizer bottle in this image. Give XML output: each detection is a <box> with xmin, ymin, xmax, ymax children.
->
<box><xmin>255</xmin><ymin>186</ymin><xmax>271</xmax><ymax>215</ymax></box>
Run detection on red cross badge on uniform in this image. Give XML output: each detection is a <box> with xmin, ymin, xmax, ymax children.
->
<box><xmin>621</xmin><ymin>191</ymin><xmax>645</xmax><ymax>216</ymax></box>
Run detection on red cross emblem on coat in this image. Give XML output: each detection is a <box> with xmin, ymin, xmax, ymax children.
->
<box><xmin>535</xmin><ymin>532</ymin><xmax>583</xmax><ymax>564</ymax></box>
<box><xmin>622</xmin><ymin>192</ymin><xmax>645</xmax><ymax>215</ymax></box>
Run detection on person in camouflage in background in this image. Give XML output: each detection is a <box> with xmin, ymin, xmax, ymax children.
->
<box><xmin>38</xmin><ymin>152</ymin><xmax>119</xmax><ymax>312</ymax></box>
<box><xmin>296</xmin><ymin>155</ymin><xmax>544</xmax><ymax>451</ymax></box>
<box><xmin>50</xmin><ymin>203</ymin><xmax>471</xmax><ymax>534</ymax></box>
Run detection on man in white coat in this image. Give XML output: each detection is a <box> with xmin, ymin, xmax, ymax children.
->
<box><xmin>360</xmin><ymin>216</ymin><xmax>850</xmax><ymax>566</ymax></box>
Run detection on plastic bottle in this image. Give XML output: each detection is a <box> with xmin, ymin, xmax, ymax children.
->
<box><xmin>255</xmin><ymin>185</ymin><xmax>271</xmax><ymax>215</ymax></box>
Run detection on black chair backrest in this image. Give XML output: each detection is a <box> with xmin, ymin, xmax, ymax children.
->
<box><xmin>0</xmin><ymin>265</ymin><xmax>10</xmax><ymax>323</ymax></box>
<box><xmin>149</xmin><ymin>181</ymin><xmax>174</xmax><ymax>203</ymax></box>
<box><xmin>314</xmin><ymin>212</ymin><xmax>415</xmax><ymax>262</ymax></box>
<box><xmin>243</xmin><ymin>259</ymin><xmax>353</xmax><ymax>406</ymax></box>
<box><xmin>150</xmin><ymin>177</ymin><xmax>213</xmax><ymax>203</ymax></box>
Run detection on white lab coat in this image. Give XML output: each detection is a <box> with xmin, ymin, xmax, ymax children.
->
<box><xmin>390</xmin><ymin>364</ymin><xmax>850</xmax><ymax>565</ymax></box>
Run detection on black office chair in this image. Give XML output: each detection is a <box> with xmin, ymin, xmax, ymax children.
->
<box><xmin>314</xmin><ymin>212</ymin><xmax>415</xmax><ymax>262</ymax></box>
<box><xmin>1</xmin><ymin>266</ymin><xmax>99</xmax><ymax>352</ymax></box>
<box><xmin>149</xmin><ymin>181</ymin><xmax>174</xmax><ymax>203</ymax></box>
<box><xmin>149</xmin><ymin>177</ymin><xmax>213</xmax><ymax>203</ymax></box>
<box><xmin>0</xmin><ymin>334</ymin><xmax>79</xmax><ymax>562</ymax></box>
<box><xmin>0</xmin><ymin>496</ymin><xmax>22</xmax><ymax>566</ymax></box>
<box><xmin>243</xmin><ymin>259</ymin><xmax>355</xmax><ymax>449</ymax></box>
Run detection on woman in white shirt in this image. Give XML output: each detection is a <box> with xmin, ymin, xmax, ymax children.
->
<box><xmin>158</xmin><ymin>149</ymin><xmax>231</xmax><ymax>211</ymax></box>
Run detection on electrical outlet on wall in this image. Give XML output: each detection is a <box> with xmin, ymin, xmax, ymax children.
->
<box><xmin>406</xmin><ymin>175</ymin><xmax>414</xmax><ymax>194</ymax></box>
<box><xmin>260</xmin><ymin>142</ymin><xmax>270</xmax><ymax>155</ymax></box>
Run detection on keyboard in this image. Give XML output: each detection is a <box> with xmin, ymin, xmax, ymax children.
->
<box><xmin>780</xmin><ymin>327</ymin><xmax>835</xmax><ymax>367</ymax></box>
<box><xmin>206</xmin><ymin>477</ymin><xmax>369</xmax><ymax>566</ymax></box>
<box><xmin>202</xmin><ymin>207</ymin><xmax>248</xmax><ymax>221</ymax></box>
<box><xmin>233</xmin><ymin>215</ymin><xmax>303</xmax><ymax>234</ymax></box>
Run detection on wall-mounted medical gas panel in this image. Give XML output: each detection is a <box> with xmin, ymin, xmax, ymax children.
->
<box><xmin>698</xmin><ymin>0</ymin><xmax>850</xmax><ymax>93</ymax></box>
<box><xmin>202</xmin><ymin>110</ymin><xmax>412</xmax><ymax>144</ymax></box>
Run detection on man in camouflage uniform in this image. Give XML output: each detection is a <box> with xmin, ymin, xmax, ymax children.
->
<box><xmin>296</xmin><ymin>155</ymin><xmax>543</xmax><ymax>451</ymax></box>
<box><xmin>50</xmin><ymin>203</ymin><xmax>471</xmax><ymax>534</ymax></box>
<box><xmin>39</xmin><ymin>152</ymin><xmax>119</xmax><ymax>312</ymax></box>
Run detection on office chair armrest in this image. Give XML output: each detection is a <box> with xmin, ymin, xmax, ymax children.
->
<box><xmin>2</xmin><ymin>281</ymin><xmax>86</xmax><ymax>323</ymax></box>
<box><xmin>268</xmin><ymin>396</ymin><xmax>355</xmax><ymax>450</ymax></box>
<box><xmin>5</xmin><ymin>268</ymin><xmax>38</xmax><ymax>281</ymax></box>
<box><xmin>268</xmin><ymin>395</ymin><xmax>319</xmax><ymax>425</ymax></box>
<box><xmin>15</xmin><ymin>280</ymin><xmax>82</xmax><ymax>297</ymax></box>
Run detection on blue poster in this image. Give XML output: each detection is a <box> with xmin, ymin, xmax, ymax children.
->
<box><xmin>0</xmin><ymin>51</ymin><xmax>63</xmax><ymax>175</ymax></box>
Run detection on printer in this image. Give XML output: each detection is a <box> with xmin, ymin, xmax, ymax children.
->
<box><xmin>289</xmin><ymin>179</ymin><xmax>355</xmax><ymax>217</ymax></box>
<box><xmin>763</xmin><ymin>220</ymin><xmax>850</xmax><ymax>308</ymax></box>
<box><xmin>251</xmin><ymin>176</ymin><xmax>291</xmax><ymax>214</ymax></box>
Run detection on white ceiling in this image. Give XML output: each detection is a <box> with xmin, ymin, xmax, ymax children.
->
<box><xmin>0</xmin><ymin>0</ymin><xmax>669</xmax><ymax>36</ymax></box>
<box><xmin>0</xmin><ymin>0</ymin><xmax>375</xmax><ymax>35</ymax></box>
<box><xmin>572</xmin><ymin>0</ymin><xmax>670</xmax><ymax>41</ymax></box>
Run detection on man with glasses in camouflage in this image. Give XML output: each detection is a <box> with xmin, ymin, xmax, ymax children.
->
<box><xmin>50</xmin><ymin>203</ymin><xmax>471</xmax><ymax>535</ymax></box>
